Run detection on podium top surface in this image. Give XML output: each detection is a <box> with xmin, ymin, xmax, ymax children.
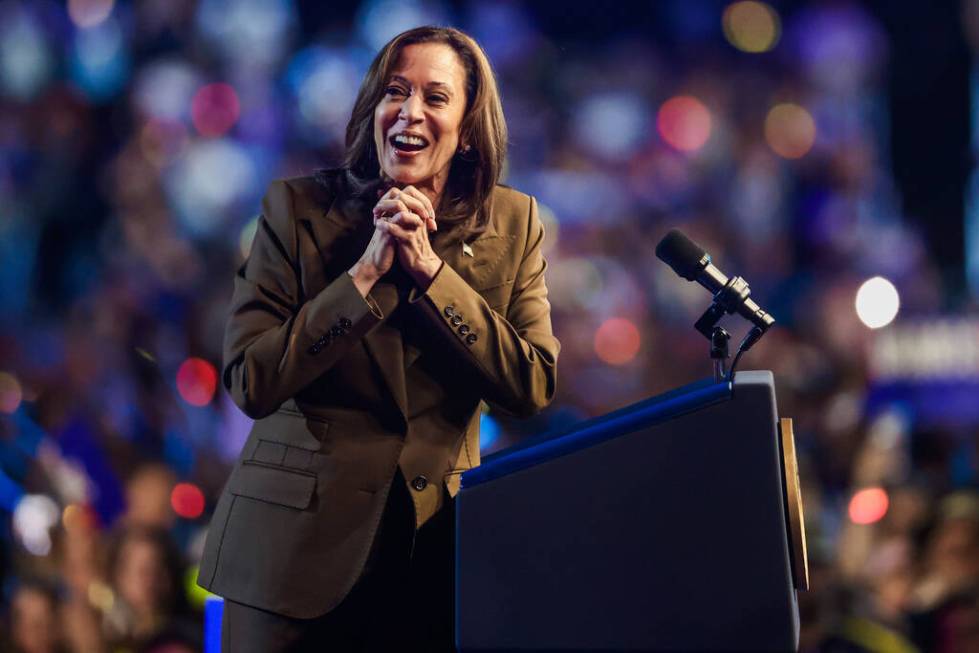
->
<box><xmin>463</xmin><ymin>370</ymin><xmax>774</xmax><ymax>488</ymax></box>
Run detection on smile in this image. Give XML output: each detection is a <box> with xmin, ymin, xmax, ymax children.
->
<box><xmin>389</xmin><ymin>132</ymin><xmax>430</xmax><ymax>153</ymax></box>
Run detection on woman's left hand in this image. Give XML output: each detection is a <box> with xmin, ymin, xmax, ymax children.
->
<box><xmin>375</xmin><ymin>191</ymin><xmax>443</xmax><ymax>288</ymax></box>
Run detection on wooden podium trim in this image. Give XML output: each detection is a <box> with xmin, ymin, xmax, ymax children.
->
<box><xmin>779</xmin><ymin>418</ymin><xmax>810</xmax><ymax>591</ymax></box>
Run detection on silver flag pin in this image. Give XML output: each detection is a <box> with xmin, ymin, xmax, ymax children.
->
<box><xmin>462</xmin><ymin>242</ymin><xmax>474</xmax><ymax>257</ymax></box>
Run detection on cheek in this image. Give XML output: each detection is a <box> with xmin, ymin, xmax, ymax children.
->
<box><xmin>373</xmin><ymin>105</ymin><xmax>393</xmax><ymax>141</ymax></box>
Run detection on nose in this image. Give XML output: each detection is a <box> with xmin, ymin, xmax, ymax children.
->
<box><xmin>398</xmin><ymin>92</ymin><xmax>423</xmax><ymax>123</ymax></box>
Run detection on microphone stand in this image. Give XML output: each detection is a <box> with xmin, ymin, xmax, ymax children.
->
<box><xmin>693</xmin><ymin>276</ymin><xmax>766</xmax><ymax>383</ymax></box>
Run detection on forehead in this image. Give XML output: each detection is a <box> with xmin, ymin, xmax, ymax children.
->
<box><xmin>390</xmin><ymin>42</ymin><xmax>467</xmax><ymax>90</ymax></box>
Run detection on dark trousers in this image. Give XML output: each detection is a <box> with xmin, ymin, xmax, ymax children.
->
<box><xmin>221</xmin><ymin>471</ymin><xmax>456</xmax><ymax>652</ymax></box>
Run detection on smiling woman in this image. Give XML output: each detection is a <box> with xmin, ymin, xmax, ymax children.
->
<box><xmin>199</xmin><ymin>26</ymin><xmax>559</xmax><ymax>652</ymax></box>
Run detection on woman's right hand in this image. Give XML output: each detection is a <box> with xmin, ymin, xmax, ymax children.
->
<box><xmin>348</xmin><ymin>223</ymin><xmax>396</xmax><ymax>298</ymax></box>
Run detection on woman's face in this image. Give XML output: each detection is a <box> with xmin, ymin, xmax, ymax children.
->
<box><xmin>373</xmin><ymin>42</ymin><xmax>468</xmax><ymax>199</ymax></box>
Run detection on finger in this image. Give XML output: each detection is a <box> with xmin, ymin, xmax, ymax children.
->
<box><xmin>400</xmin><ymin>185</ymin><xmax>436</xmax><ymax>224</ymax></box>
<box><xmin>389</xmin><ymin>210</ymin><xmax>425</xmax><ymax>230</ymax></box>
<box><xmin>389</xmin><ymin>188</ymin><xmax>432</xmax><ymax>223</ymax></box>
<box><xmin>384</xmin><ymin>221</ymin><xmax>413</xmax><ymax>243</ymax></box>
<box><xmin>373</xmin><ymin>198</ymin><xmax>410</xmax><ymax>220</ymax></box>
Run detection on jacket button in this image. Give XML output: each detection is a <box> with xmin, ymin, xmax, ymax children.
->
<box><xmin>339</xmin><ymin>317</ymin><xmax>352</xmax><ymax>329</ymax></box>
<box><xmin>308</xmin><ymin>343</ymin><xmax>322</xmax><ymax>354</ymax></box>
<box><xmin>466</xmin><ymin>333</ymin><xmax>477</xmax><ymax>345</ymax></box>
<box><xmin>330</xmin><ymin>325</ymin><xmax>343</xmax><ymax>337</ymax></box>
<box><xmin>411</xmin><ymin>475</ymin><xmax>428</xmax><ymax>491</ymax></box>
<box><xmin>444</xmin><ymin>306</ymin><xmax>455</xmax><ymax>318</ymax></box>
<box><xmin>450</xmin><ymin>315</ymin><xmax>463</xmax><ymax>326</ymax></box>
<box><xmin>458</xmin><ymin>324</ymin><xmax>470</xmax><ymax>335</ymax></box>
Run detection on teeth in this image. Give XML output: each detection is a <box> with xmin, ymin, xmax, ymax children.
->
<box><xmin>393</xmin><ymin>134</ymin><xmax>426</xmax><ymax>146</ymax></box>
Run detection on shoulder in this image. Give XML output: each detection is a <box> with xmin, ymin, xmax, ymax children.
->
<box><xmin>261</xmin><ymin>173</ymin><xmax>343</xmax><ymax>221</ymax></box>
<box><xmin>257</xmin><ymin>175</ymin><xmax>340</xmax><ymax>254</ymax></box>
<box><xmin>490</xmin><ymin>183</ymin><xmax>532</xmax><ymax>215</ymax></box>
<box><xmin>488</xmin><ymin>184</ymin><xmax>540</xmax><ymax>241</ymax></box>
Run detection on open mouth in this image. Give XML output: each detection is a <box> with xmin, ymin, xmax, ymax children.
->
<box><xmin>389</xmin><ymin>133</ymin><xmax>429</xmax><ymax>153</ymax></box>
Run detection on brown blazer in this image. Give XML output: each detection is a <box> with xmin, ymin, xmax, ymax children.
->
<box><xmin>197</xmin><ymin>175</ymin><xmax>559</xmax><ymax>619</ymax></box>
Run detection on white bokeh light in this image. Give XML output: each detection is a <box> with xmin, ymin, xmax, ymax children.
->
<box><xmin>13</xmin><ymin>494</ymin><xmax>60</xmax><ymax>556</ymax></box>
<box><xmin>855</xmin><ymin>276</ymin><xmax>900</xmax><ymax>329</ymax></box>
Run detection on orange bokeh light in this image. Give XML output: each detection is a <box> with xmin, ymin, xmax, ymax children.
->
<box><xmin>848</xmin><ymin>487</ymin><xmax>889</xmax><ymax>525</ymax></box>
<box><xmin>176</xmin><ymin>358</ymin><xmax>217</xmax><ymax>407</ymax></box>
<box><xmin>62</xmin><ymin>503</ymin><xmax>98</xmax><ymax>533</ymax></box>
<box><xmin>657</xmin><ymin>96</ymin><xmax>712</xmax><ymax>153</ymax></box>
<box><xmin>170</xmin><ymin>483</ymin><xmax>205</xmax><ymax>519</ymax></box>
<box><xmin>594</xmin><ymin>318</ymin><xmax>641</xmax><ymax>365</ymax></box>
<box><xmin>764</xmin><ymin>103</ymin><xmax>816</xmax><ymax>159</ymax></box>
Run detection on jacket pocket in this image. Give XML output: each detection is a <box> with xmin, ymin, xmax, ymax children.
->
<box><xmin>229</xmin><ymin>460</ymin><xmax>317</xmax><ymax>510</ymax></box>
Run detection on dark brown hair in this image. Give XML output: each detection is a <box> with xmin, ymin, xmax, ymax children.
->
<box><xmin>318</xmin><ymin>26</ymin><xmax>507</xmax><ymax>238</ymax></box>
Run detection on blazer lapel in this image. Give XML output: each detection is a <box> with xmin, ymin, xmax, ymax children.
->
<box><xmin>361</xmin><ymin>282</ymin><xmax>408</xmax><ymax>419</ymax></box>
<box><xmin>432</xmin><ymin>217</ymin><xmax>513</xmax><ymax>291</ymax></box>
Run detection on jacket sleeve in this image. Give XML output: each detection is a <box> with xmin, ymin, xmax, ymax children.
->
<box><xmin>222</xmin><ymin>180</ymin><xmax>384</xmax><ymax>419</ymax></box>
<box><xmin>407</xmin><ymin>195</ymin><xmax>560</xmax><ymax>417</ymax></box>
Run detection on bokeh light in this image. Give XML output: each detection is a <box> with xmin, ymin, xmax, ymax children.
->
<box><xmin>286</xmin><ymin>46</ymin><xmax>361</xmax><ymax>145</ymax></box>
<box><xmin>855</xmin><ymin>276</ymin><xmax>900</xmax><ymax>329</ymax></box>
<box><xmin>848</xmin><ymin>487</ymin><xmax>889</xmax><ymax>525</ymax></box>
<box><xmin>171</xmin><ymin>482</ymin><xmax>206</xmax><ymax>519</ymax></box>
<box><xmin>548</xmin><ymin>258</ymin><xmax>604</xmax><ymax>310</ymax></box>
<box><xmin>87</xmin><ymin>581</ymin><xmax>115</xmax><ymax>612</ymax></box>
<box><xmin>186</xmin><ymin>565</ymin><xmax>214</xmax><ymax>610</ymax></box>
<box><xmin>764</xmin><ymin>103</ymin><xmax>816</xmax><ymax>159</ymax></box>
<box><xmin>176</xmin><ymin>358</ymin><xmax>218</xmax><ymax>407</ymax></box>
<box><xmin>13</xmin><ymin>494</ymin><xmax>60</xmax><ymax>556</ymax></box>
<box><xmin>0</xmin><ymin>372</ymin><xmax>23</xmax><ymax>414</ymax></box>
<box><xmin>62</xmin><ymin>503</ymin><xmax>97</xmax><ymax>533</ymax></box>
<box><xmin>574</xmin><ymin>92</ymin><xmax>648</xmax><ymax>160</ymax></box>
<box><xmin>191</xmin><ymin>83</ymin><xmax>240</xmax><ymax>137</ymax></box>
<box><xmin>0</xmin><ymin>6</ymin><xmax>54</xmax><ymax>100</ymax></box>
<box><xmin>166</xmin><ymin>139</ymin><xmax>258</xmax><ymax>237</ymax></box>
<box><xmin>722</xmin><ymin>1</ymin><xmax>781</xmax><ymax>53</ymax></box>
<box><xmin>657</xmin><ymin>96</ymin><xmax>712</xmax><ymax>153</ymax></box>
<box><xmin>133</xmin><ymin>59</ymin><xmax>203</xmax><ymax>122</ymax></box>
<box><xmin>195</xmin><ymin>0</ymin><xmax>297</xmax><ymax>69</ymax></box>
<box><xmin>68</xmin><ymin>0</ymin><xmax>115</xmax><ymax>29</ymax></box>
<box><xmin>356</xmin><ymin>0</ymin><xmax>449</xmax><ymax>51</ymax></box>
<box><xmin>594</xmin><ymin>318</ymin><xmax>642</xmax><ymax>365</ymax></box>
<box><xmin>68</xmin><ymin>17</ymin><xmax>130</xmax><ymax>101</ymax></box>
<box><xmin>479</xmin><ymin>411</ymin><xmax>500</xmax><ymax>452</ymax></box>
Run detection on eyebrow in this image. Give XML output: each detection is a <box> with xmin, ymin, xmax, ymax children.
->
<box><xmin>390</xmin><ymin>75</ymin><xmax>455</xmax><ymax>96</ymax></box>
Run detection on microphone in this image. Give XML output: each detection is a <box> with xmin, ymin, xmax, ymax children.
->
<box><xmin>655</xmin><ymin>229</ymin><xmax>775</xmax><ymax>334</ymax></box>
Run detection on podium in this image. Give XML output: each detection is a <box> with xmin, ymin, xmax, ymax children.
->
<box><xmin>456</xmin><ymin>371</ymin><xmax>808</xmax><ymax>651</ymax></box>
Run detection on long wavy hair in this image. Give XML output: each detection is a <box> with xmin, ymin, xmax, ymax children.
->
<box><xmin>316</xmin><ymin>26</ymin><xmax>507</xmax><ymax>238</ymax></box>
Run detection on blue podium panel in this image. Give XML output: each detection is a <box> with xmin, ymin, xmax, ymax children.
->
<box><xmin>456</xmin><ymin>371</ymin><xmax>800</xmax><ymax>652</ymax></box>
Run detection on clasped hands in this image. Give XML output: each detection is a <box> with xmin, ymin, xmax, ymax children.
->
<box><xmin>366</xmin><ymin>184</ymin><xmax>443</xmax><ymax>288</ymax></box>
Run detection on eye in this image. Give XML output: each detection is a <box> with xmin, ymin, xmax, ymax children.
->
<box><xmin>427</xmin><ymin>93</ymin><xmax>448</xmax><ymax>105</ymax></box>
<box><xmin>385</xmin><ymin>86</ymin><xmax>408</xmax><ymax>97</ymax></box>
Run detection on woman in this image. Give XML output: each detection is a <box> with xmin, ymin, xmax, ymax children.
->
<box><xmin>198</xmin><ymin>26</ymin><xmax>559</xmax><ymax>651</ymax></box>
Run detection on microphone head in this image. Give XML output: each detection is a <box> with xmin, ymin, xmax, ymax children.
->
<box><xmin>655</xmin><ymin>229</ymin><xmax>710</xmax><ymax>281</ymax></box>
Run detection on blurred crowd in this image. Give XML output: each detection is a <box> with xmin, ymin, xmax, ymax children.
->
<box><xmin>1</xmin><ymin>1</ymin><xmax>978</xmax><ymax>652</ymax></box>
